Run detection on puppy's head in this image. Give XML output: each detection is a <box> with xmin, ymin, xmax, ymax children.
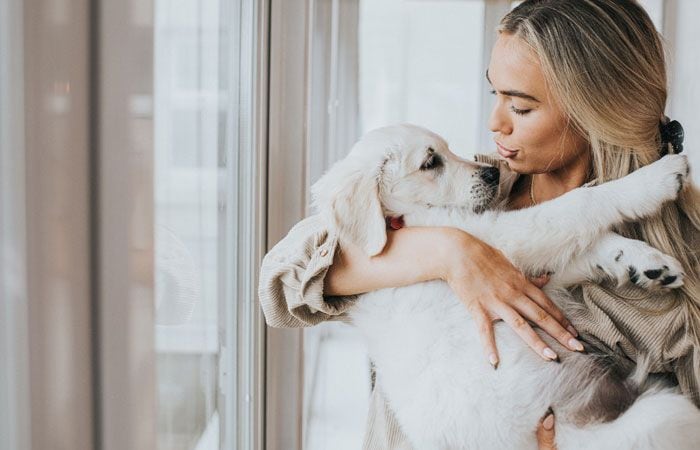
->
<box><xmin>312</xmin><ymin>124</ymin><xmax>499</xmax><ymax>256</ymax></box>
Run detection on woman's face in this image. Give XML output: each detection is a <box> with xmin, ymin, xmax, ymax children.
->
<box><xmin>487</xmin><ymin>33</ymin><xmax>589</xmax><ymax>175</ymax></box>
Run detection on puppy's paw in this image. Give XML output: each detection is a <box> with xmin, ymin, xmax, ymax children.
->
<box><xmin>643</xmin><ymin>154</ymin><xmax>689</xmax><ymax>200</ymax></box>
<box><xmin>607</xmin><ymin>244</ymin><xmax>685</xmax><ymax>291</ymax></box>
<box><xmin>610</xmin><ymin>155</ymin><xmax>689</xmax><ymax>221</ymax></box>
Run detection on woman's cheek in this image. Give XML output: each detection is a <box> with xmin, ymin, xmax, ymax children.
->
<box><xmin>514</xmin><ymin>122</ymin><xmax>541</xmax><ymax>149</ymax></box>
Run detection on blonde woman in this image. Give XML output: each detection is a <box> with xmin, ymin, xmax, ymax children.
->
<box><xmin>259</xmin><ymin>0</ymin><xmax>700</xmax><ymax>448</ymax></box>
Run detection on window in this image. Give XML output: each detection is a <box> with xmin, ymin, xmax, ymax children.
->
<box><xmin>359</xmin><ymin>0</ymin><xmax>486</xmax><ymax>157</ymax></box>
<box><xmin>0</xmin><ymin>0</ymin><xmax>266</xmax><ymax>448</ymax></box>
<box><xmin>153</xmin><ymin>0</ymin><xmax>265</xmax><ymax>448</ymax></box>
<box><xmin>153</xmin><ymin>0</ymin><xmax>223</xmax><ymax>447</ymax></box>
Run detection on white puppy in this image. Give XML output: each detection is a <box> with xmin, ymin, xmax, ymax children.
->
<box><xmin>312</xmin><ymin>124</ymin><xmax>699</xmax><ymax>450</ymax></box>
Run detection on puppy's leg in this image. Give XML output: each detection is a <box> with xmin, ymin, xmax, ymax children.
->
<box><xmin>491</xmin><ymin>155</ymin><xmax>689</xmax><ymax>271</ymax></box>
<box><xmin>553</xmin><ymin>232</ymin><xmax>685</xmax><ymax>290</ymax></box>
<box><xmin>582</xmin><ymin>154</ymin><xmax>689</xmax><ymax>222</ymax></box>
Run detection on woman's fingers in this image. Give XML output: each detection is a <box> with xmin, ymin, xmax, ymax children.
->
<box><xmin>471</xmin><ymin>305</ymin><xmax>500</xmax><ymax>369</ymax></box>
<box><xmin>497</xmin><ymin>305</ymin><xmax>560</xmax><ymax>361</ymax></box>
<box><xmin>514</xmin><ymin>295</ymin><xmax>583</xmax><ymax>352</ymax></box>
<box><xmin>536</xmin><ymin>409</ymin><xmax>557</xmax><ymax>450</ymax></box>
<box><xmin>444</xmin><ymin>232</ymin><xmax>579</xmax><ymax>363</ymax></box>
<box><xmin>525</xmin><ymin>282</ymin><xmax>578</xmax><ymax>337</ymax></box>
<box><xmin>529</xmin><ymin>273</ymin><xmax>550</xmax><ymax>288</ymax></box>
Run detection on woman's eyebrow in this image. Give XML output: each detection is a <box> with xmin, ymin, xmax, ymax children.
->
<box><xmin>485</xmin><ymin>69</ymin><xmax>541</xmax><ymax>103</ymax></box>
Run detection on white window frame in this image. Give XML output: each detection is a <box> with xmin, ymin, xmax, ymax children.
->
<box><xmin>224</xmin><ymin>0</ymin><xmax>269</xmax><ymax>449</ymax></box>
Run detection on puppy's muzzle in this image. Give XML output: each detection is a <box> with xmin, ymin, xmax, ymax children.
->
<box><xmin>479</xmin><ymin>166</ymin><xmax>500</xmax><ymax>187</ymax></box>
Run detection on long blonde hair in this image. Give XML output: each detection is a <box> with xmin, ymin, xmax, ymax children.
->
<box><xmin>499</xmin><ymin>0</ymin><xmax>700</xmax><ymax>350</ymax></box>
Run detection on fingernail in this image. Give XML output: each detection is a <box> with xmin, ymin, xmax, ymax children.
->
<box><xmin>489</xmin><ymin>353</ymin><xmax>499</xmax><ymax>370</ymax></box>
<box><xmin>567</xmin><ymin>325</ymin><xmax>579</xmax><ymax>337</ymax></box>
<box><xmin>568</xmin><ymin>338</ymin><xmax>584</xmax><ymax>352</ymax></box>
<box><xmin>543</xmin><ymin>347</ymin><xmax>558</xmax><ymax>361</ymax></box>
<box><xmin>543</xmin><ymin>413</ymin><xmax>554</xmax><ymax>430</ymax></box>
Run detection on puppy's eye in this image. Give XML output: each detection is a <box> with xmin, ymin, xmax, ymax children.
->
<box><xmin>420</xmin><ymin>153</ymin><xmax>442</xmax><ymax>171</ymax></box>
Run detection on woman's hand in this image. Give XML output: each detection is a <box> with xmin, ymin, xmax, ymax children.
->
<box><xmin>536</xmin><ymin>409</ymin><xmax>557</xmax><ymax>450</ymax></box>
<box><xmin>324</xmin><ymin>225</ymin><xmax>582</xmax><ymax>367</ymax></box>
<box><xmin>437</xmin><ymin>228</ymin><xmax>583</xmax><ymax>368</ymax></box>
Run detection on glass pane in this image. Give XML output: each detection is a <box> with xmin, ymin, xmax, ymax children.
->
<box><xmin>359</xmin><ymin>0</ymin><xmax>486</xmax><ymax>157</ymax></box>
<box><xmin>153</xmin><ymin>0</ymin><xmax>230</xmax><ymax>448</ymax></box>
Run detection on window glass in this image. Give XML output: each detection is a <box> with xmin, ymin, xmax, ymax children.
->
<box><xmin>359</xmin><ymin>0</ymin><xmax>486</xmax><ymax>157</ymax></box>
<box><xmin>153</xmin><ymin>0</ymin><xmax>228</xmax><ymax>448</ymax></box>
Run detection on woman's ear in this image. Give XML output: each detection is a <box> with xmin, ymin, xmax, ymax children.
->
<box><xmin>312</xmin><ymin>160</ymin><xmax>387</xmax><ymax>257</ymax></box>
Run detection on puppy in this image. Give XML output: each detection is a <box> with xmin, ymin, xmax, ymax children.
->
<box><xmin>312</xmin><ymin>124</ymin><xmax>699</xmax><ymax>450</ymax></box>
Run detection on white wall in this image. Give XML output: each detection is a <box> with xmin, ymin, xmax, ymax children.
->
<box><xmin>666</xmin><ymin>0</ymin><xmax>700</xmax><ymax>183</ymax></box>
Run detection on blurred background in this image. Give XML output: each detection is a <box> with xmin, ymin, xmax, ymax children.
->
<box><xmin>0</xmin><ymin>0</ymin><xmax>697</xmax><ymax>449</ymax></box>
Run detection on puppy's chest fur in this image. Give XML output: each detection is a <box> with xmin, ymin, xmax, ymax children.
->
<box><xmin>346</xmin><ymin>209</ymin><xmax>639</xmax><ymax>449</ymax></box>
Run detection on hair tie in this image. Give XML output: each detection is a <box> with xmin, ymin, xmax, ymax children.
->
<box><xmin>659</xmin><ymin>118</ymin><xmax>684</xmax><ymax>156</ymax></box>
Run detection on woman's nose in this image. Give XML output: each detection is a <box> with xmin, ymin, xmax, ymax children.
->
<box><xmin>488</xmin><ymin>103</ymin><xmax>512</xmax><ymax>135</ymax></box>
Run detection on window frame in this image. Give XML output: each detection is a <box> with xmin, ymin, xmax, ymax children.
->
<box><xmin>265</xmin><ymin>0</ymin><xmax>308</xmax><ymax>448</ymax></box>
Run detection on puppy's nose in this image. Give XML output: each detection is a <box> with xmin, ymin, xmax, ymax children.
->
<box><xmin>479</xmin><ymin>166</ymin><xmax>500</xmax><ymax>186</ymax></box>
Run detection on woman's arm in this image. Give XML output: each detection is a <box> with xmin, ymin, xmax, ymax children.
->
<box><xmin>324</xmin><ymin>226</ymin><xmax>450</xmax><ymax>295</ymax></box>
<box><xmin>326</xmin><ymin>226</ymin><xmax>583</xmax><ymax>366</ymax></box>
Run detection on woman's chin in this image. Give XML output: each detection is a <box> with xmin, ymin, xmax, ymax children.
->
<box><xmin>503</xmin><ymin>157</ymin><xmax>529</xmax><ymax>173</ymax></box>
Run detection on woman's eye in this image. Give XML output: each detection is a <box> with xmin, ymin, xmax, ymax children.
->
<box><xmin>510</xmin><ymin>106</ymin><xmax>532</xmax><ymax>116</ymax></box>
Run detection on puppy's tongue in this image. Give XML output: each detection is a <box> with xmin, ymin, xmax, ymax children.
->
<box><xmin>386</xmin><ymin>216</ymin><xmax>404</xmax><ymax>230</ymax></box>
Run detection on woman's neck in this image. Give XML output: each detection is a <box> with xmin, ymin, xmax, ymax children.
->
<box><xmin>530</xmin><ymin>153</ymin><xmax>592</xmax><ymax>204</ymax></box>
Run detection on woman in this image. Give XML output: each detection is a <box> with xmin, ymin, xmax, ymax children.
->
<box><xmin>259</xmin><ymin>1</ymin><xmax>700</xmax><ymax>448</ymax></box>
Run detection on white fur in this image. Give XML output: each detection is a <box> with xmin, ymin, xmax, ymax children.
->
<box><xmin>312</xmin><ymin>124</ymin><xmax>698</xmax><ymax>449</ymax></box>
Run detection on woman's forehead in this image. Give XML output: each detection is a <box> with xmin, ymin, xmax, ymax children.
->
<box><xmin>487</xmin><ymin>34</ymin><xmax>547</xmax><ymax>101</ymax></box>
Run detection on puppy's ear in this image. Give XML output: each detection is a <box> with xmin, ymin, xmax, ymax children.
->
<box><xmin>312</xmin><ymin>159</ymin><xmax>387</xmax><ymax>256</ymax></box>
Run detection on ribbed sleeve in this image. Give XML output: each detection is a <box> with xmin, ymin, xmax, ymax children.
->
<box><xmin>258</xmin><ymin>214</ymin><xmax>356</xmax><ymax>328</ymax></box>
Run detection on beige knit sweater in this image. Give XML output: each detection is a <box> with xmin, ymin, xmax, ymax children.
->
<box><xmin>258</xmin><ymin>154</ymin><xmax>700</xmax><ymax>449</ymax></box>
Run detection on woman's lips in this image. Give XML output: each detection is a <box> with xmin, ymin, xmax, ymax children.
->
<box><xmin>496</xmin><ymin>142</ymin><xmax>518</xmax><ymax>159</ymax></box>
